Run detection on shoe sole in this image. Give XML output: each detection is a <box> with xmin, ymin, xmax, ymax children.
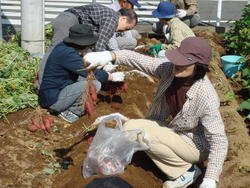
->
<box><xmin>58</xmin><ymin>114</ymin><xmax>75</xmax><ymax>123</ymax></box>
<box><xmin>182</xmin><ymin>167</ymin><xmax>202</xmax><ymax>188</ymax></box>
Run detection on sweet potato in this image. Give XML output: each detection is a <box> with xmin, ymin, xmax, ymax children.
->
<box><xmin>27</xmin><ymin>125</ymin><xmax>39</xmax><ymax>132</ymax></box>
<box><xmin>110</xmin><ymin>87</ymin><xmax>118</xmax><ymax>95</ymax></box>
<box><xmin>30</xmin><ymin>116</ymin><xmax>46</xmax><ymax>130</ymax></box>
<box><xmin>89</xmin><ymin>83</ymin><xmax>97</xmax><ymax>102</ymax></box>
<box><xmin>85</xmin><ymin>96</ymin><xmax>94</xmax><ymax>116</ymax></box>
<box><xmin>42</xmin><ymin>116</ymin><xmax>52</xmax><ymax>131</ymax></box>
<box><xmin>86</xmin><ymin>136</ymin><xmax>94</xmax><ymax>144</ymax></box>
<box><xmin>40</xmin><ymin>124</ymin><xmax>47</xmax><ymax>130</ymax></box>
<box><xmin>121</xmin><ymin>82</ymin><xmax>128</xmax><ymax>92</ymax></box>
<box><xmin>31</xmin><ymin>117</ymin><xmax>40</xmax><ymax>127</ymax></box>
<box><xmin>47</xmin><ymin>116</ymin><xmax>55</xmax><ymax>124</ymax></box>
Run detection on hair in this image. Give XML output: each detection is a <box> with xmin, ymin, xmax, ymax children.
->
<box><xmin>118</xmin><ymin>8</ymin><xmax>138</xmax><ymax>24</ymax></box>
<box><xmin>194</xmin><ymin>63</ymin><xmax>210</xmax><ymax>80</ymax></box>
<box><xmin>118</xmin><ymin>0</ymin><xmax>132</xmax><ymax>5</ymax></box>
<box><xmin>118</xmin><ymin>0</ymin><xmax>128</xmax><ymax>2</ymax></box>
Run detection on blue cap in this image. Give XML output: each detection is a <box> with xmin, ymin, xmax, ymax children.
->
<box><xmin>152</xmin><ymin>2</ymin><xmax>176</xmax><ymax>18</ymax></box>
<box><xmin>127</xmin><ymin>0</ymin><xmax>141</xmax><ymax>8</ymax></box>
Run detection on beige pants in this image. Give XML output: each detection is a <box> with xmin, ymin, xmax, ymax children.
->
<box><xmin>123</xmin><ymin>119</ymin><xmax>203</xmax><ymax>179</ymax></box>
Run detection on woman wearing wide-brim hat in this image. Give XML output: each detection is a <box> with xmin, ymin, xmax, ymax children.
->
<box><xmin>38</xmin><ymin>24</ymin><xmax>125</xmax><ymax>123</ymax></box>
<box><xmin>83</xmin><ymin>37</ymin><xmax>228</xmax><ymax>188</ymax></box>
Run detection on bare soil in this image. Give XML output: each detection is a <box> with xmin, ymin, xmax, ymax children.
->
<box><xmin>0</xmin><ymin>29</ymin><xmax>249</xmax><ymax>188</ymax></box>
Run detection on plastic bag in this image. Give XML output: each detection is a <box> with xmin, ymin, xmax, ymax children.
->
<box><xmin>83</xmin><ymin>115</ymin><xmax>149</xmax><ymax>178</ymax></box>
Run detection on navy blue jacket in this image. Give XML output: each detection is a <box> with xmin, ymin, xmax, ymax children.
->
<box><xmin>39</xmin><ymin>42</ymin><xmax>108</xmax><ymax>108</ymax></box>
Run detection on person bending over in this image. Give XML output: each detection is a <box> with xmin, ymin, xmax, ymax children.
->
<box><xmin>153</xmin><ymin>0</ymin><xmax>200</xmax><ymax>34</ymax></box>
<box><xmin>38</xmin><ymin>4</ymin><xmax>137</xmax><ymax>89</ymax></box>
<box><xmin>108</xmin><ymin>0</ymin><xmax>142</xmax><ymax>51</ymax></box>
<box><xmin>147</xmin><ymin>1</ymin><xmax>195</xmax><ymax>57</ymax></box>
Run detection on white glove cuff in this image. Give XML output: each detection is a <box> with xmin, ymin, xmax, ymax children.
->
<box><xmin>203</xmin><ymin>178</ymin><xmax>216</xmax><ymax>184</ymax></box>
<box><xmin>102</xmin><ymin>51</ymin><xmax>113</xmax><ymax>62</ymax></box>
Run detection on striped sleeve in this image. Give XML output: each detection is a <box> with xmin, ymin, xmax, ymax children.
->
<box><xmin>114</xmin><ymin>50</ymin><xmax>172</xmax><ymax>79</ymax></box>
<box><xmin>200</xmin><ymin>87</ymin><xmax>228</xmax><ymax>181</ymax></box>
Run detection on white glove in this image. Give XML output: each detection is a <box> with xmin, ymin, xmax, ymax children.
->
<box><xmin>157</xmin><ymin>50</ymin><xmax>167</xmax><ymax>58</ymax></box>
<box><xmin>103</xmin><ymin>62</ymin><xmax>118</xmax><ymax>72</ymax></box>
<box><xmin>137</xmin><ymin>132</ymin><xmax>150</xmax><ymax>150</ymax></box>
<box><xmin>84</xmin><ymin>51</ymin><xmax>113</xmax><ymax>70</ymax></box>
<box><xmin>176</xmin><ymin>9</ymin><xmax>187</xmax><ymax>18</ymax></box>
<box><xmin>111</xmin><ymin>72</ymin><xmax>125</xmax><ymax>82</ymax></box>
<box><xmin>164</xmin><ymin>33</ymin><xmax>171</xmax><ymax>43</ymax></box>
<box><xmin>199</xmin><ymin>178</ymin><xmax>216</xmax><ymax>188</ymax></box>
<box><xmin>162</xmin><ymin>25</ymin><xmax>169</xmax><ymax>34</ymax></box>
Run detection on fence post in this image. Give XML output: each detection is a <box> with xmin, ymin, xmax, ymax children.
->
<box><xmin>21</xmin><ymin>0</ymin><xmax>44</xmax><ymax>55</ymax></box>
<box><xmin>0</xmin><ymin>0</ymin><xmax>3</xmax><ymax>43</ymax></box>
<box><xmin>216</xmin><ymin>0</ymin><xmax>222</xmax><ymax>26</ymax></box>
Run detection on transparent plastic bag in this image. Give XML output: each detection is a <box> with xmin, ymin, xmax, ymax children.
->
<box><xmin>83</xmin><ymin>115</ymin><xmax>149</xmax><ymax>178</ymax></box>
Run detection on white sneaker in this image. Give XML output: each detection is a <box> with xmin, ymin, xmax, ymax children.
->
<box><xmin>58</xmin><ymin>110</ymin><xmax>79</xmax><ymax>123</ymax></box>
<box><xmin>163</xmin><ymin>165</ymin><xmax>202</xmax><ymax>188</ymax></box>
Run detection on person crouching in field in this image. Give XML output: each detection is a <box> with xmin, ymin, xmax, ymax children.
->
<box><xmin>83</xmin><ymin>37</ymin><xmax>228</xmax><ymax>188</ymax></box>
<box><xmin>38</xmin><ymin>24</ymin><xmax>124</xmax><ymax>123</ymax></box>
<box><xmin>147</xmin><ymin>1</ymin><xmax>195</xmax><ymax>57</ymax></box>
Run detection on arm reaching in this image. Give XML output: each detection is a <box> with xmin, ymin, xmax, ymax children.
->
<box><xmin>84</xmin><ymin>51</ymin><xmax>113</xmax><ymax>70</ymax></box>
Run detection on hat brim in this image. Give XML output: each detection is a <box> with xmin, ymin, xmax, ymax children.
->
<box><xmin>152</xmin><ymin>10</ymin><xmax>175</xmax><ymax>18</ymax></box>
<box><xmin>165</xmin><ymin>48</ymin><xmax>197</xmax><ymax>66</ymax></box>
<box><xmin>63</xmin><ymin>36</ymin><xmax>98</xmax><ymax>46</ymax></box>
<box><xmin>128</xmin><ymin>0</ymin><xmax>141</xmax><ymax>7</ymax></box>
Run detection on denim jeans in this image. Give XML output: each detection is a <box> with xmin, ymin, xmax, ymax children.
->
<box><xmin>49</xmin><ymin>79</ymin><xmax>101</xmax><ymax>116</ymax></box>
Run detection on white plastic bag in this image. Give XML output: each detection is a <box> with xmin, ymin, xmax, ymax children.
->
<box><xmin>83</xmin><ymin>115</ymin><xmax>149</xmax><ymax>178</ymax></box>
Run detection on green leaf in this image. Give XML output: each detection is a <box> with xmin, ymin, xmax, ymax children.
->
<box><xmin>54</xmin><ymin>163</ymin><xmax>62</xmax><ymax>168</ymax></box>
<box><xmin>238</xmin><ymin>99</ymin><xmax>250</xmax><ymax>111</ymax></box>
<box><xmin>239</xmin><ymin>165</ymin><xmax>250</xmax><ymax>173</ymax></box>
<box><xmin>242</xmin><ymin>67</ymin><xmax>250</xmax><ymax>77</ymax></box>
<box><xmin>25</xmin><ymin>172</ymin><xmax>35</xmax><ymax>177</ymax></box>
<box><xmin>52</xmin><ymin>125</ymin><xmax>60</xmax><ymax>133</ymax></box>
<box><xmin>41</xmin><ymin>150</ymin><xmax>54</xmax><ymax>158</ymax></box>
<box><xmin>43</xmin><ymin>168</ymin><xmax>55</xmax><ymax>175</ymax></box>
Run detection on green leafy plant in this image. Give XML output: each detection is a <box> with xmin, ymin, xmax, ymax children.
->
<box><xmin>45</xmin><ymin>24</ymin><xmax>53</xmax><ymax>50</ymax></box>
<box><xmin>0</xmin><ymin>42</ymin><xmax>40</xmax><ymax>119</ymax></box>
<box><xmin>240</xmin><ymin>63</ymin><xmax>250</xmax><ymax>89</ymax></box>
<box><xmin>237</xmin><ymin>62</ymin><xmax>250</xmax><ymax>118</ymax></box>
<box><xmin>221</xmin><ymin>91</ymin><xmax>236</xmax><ymax>105</ymax></box>
<box><xmin>224</xmin><ymin>4</ymin><xmax>250</xmax><ymax>57</ymax></box>
<box><xmin>239</xmin><ymin>165</ymin><xmax>250</xmax><ymax>173</ymax></box>
<box><xmin>238</xmin><ymin>99</ymin><xmax>250</xmax><ymax>111</ymax></box>
<box><xmin>224</xmin><ymin>4</ymin><xmax>250</xmax><ymax>118</ymax></box>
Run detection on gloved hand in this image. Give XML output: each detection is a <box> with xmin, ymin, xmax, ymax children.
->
<box><xmin>162</xmin><ymin>25</ymin><xmax>169</xmax><ymax>34</ymax></box>
<box><xmin>199</xmin><ymin>178</ymin><xmax>216</xmax><ymax>188</ymax></box>
<box><xmin>137</xmin><ymin>132</ymin><xmax>150</xmax><ymax>150</ymax></box>
<box><xmin>176</xmin><ymin>9</ymin><xmax>187</xmax><ymax>18</ymax></box>
<box><xmin>103</xmin><ymin>62</ymin><xmax>118</xmax><ymax>72</ymax></box>
<box><xmin>164</xmin><ymin>33</ymin><xmax>171</xmax><ymax>43</ymax></box>
<box><xmin>147</xmin><ymin>44</ymin><xmax>162</xmax><ymax>55</ymax></box>
<box><xmin>111</xmin><ymin>72</ymin><xmax>125</xmax><ymax>82</ymax></box>
<box><xmin>152</xmin><ymin>21</ymin><xmax>163</xmax><ymax>34</ymax></box>
<box><xmin>84</xmin><ymin>51</ymin><xmax>113</xmax><ymax>70</ymax></box>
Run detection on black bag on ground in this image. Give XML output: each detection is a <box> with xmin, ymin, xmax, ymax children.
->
<box><xmin>84</xmin><ymin>176</ymin><xmax>134</xmax><ymax>188</ymax></box>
